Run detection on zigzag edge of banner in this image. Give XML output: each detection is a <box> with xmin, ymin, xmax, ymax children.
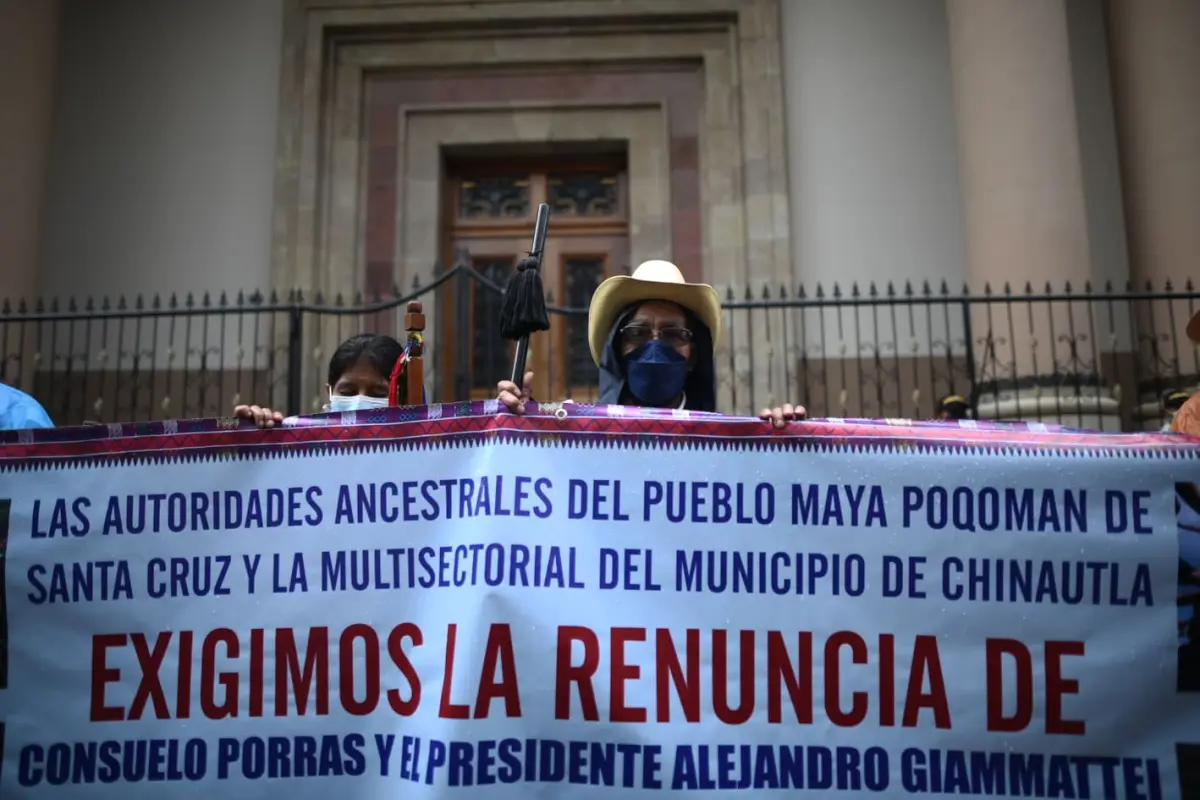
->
<box><xmin>0</xmin><ymin>402</ymin><xmax>1197</xmax><ymax>472</ymax></box>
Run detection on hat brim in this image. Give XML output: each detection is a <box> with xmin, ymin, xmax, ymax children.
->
<box><xmin>587</xmin><ymin>276</ymin><xmax>723</xmax><ymax>366</ymax></box>
<box><xmin>1188</xmin><ymin>310</ymin><xmax>1200</xmax><ymax>345</ymax></box>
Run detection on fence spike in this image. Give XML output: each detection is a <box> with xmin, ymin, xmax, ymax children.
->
<box><xmin>1040</xmin><ymin>281</ymin><xmax>1050</xmax><ymax>294</ymax></box>
<box><xmin>1063</xmin><ymin>280</ymin><xmax>1073</xmax><ymax>293</ymax></box>
<box><xmin>1187</xmin><ymin>278</ymin><xmax>1195</xmax><ymax>291</ymax></box>
<box><xmin>219</xmin><ymin>291</ymin><xmax>228</xmax><ymax>307</ymax></box>
<box><xmin>725</xmin><ymin>286</ymin><xmax>736</xmax><ymax>302</ymax></box>
<box><xmin>761</xmin><ymin>283</ymin><xmax>770</xmax><ymax>300</ymax></box>
<box><xmin>1165</xmin><ymin>278</ymin><xmax>1175</xmax><ymax>292</ymax></box>
<box><xmin>200</xmin><ymin>292</ymin><xmax>210</xmax><ymax>308</ymax></box>
<box><xmin>134</xmin><ymin>295</ymin><xmax>144</xmax><ymax>310</ymax></box>
<box><xmin>334</xmin><ymin>293</ymin><xmax>345</xmax><ymax>307</ymax></box>
<box><xmin>268</xmin><ymin>290</ymin><xmax>279</xmax><ymax>304</ymax></box>
<box><xmin>236</xmin><ymin>290</ymin><xmax>245</xmax><ymax>304</ymax></box>
<box><xmin>743</xmin><ymin>285</ymin><xmax>753</xmax><ymax>301</ymax></box>
<box><xmin>0</xmin><ymin>299</ymin><xmax>9</xmax><ymax>315</ymax></box>
<box><xmin>886</xmin><ymin>281</ymin><xmax>896</xmax><ymax>297</ymax></box>
<box><xmin>816</xmin><ymin>284</ymin><xmax>826</xmax><ymax>299</ymax></box>
<box><xmin>85</xmin><ymin>296</ymin><xmax>96</xmax><ymax>312</ymax></box>
<box><xmin>116</xmin><ymin>296</ymin><xmax>127</xmax><ymax>311</ymax></box>
<box><xmin>1083</xmin><ymin>281</ymin><xmax>1093</xmax><ymax>294</ymax></box>
<box><xmin>185</xmin><ymin>293</ymin><xmax>196</xmax><ymax>309</ymax></box>
<box><xmin>412</xmin><ymin>274</ymin><xmax>422</xmax><ymax>290</ymax></box>
<box><xmin>797</xmin><ymin>284</ymin><xmax>807</xmax><ymax>299</ymax></box>
<box><xmin>778</xmin><ymin>283</ymin><xmax>788</xmax><ymax>299</ymax></box>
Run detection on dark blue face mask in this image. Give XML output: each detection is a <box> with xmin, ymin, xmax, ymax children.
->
<box><xmin>625</xmin><ymin>340</ymin><xmax>689</xmax><ymax>407</ymax></box>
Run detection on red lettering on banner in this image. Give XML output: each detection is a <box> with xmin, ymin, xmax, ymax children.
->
<box><xmin>438</xmin><ymin>623</ymin><xmax>523</xmax><ymax>720</ymax></box>
<box><xmin>87</xmin><ymin>624</ymin><xmax>424</xmax><ymax>721</ymax></box>
<box><xmin>555</xmin><ymin>626</ymin><xmax>601</xmax><ymax>720</ymax></box>
<box><xmin>713</xmin><ymin>630</ymin><xmax>755</xmax><ymax>725</ymax></box>
<box><xmin>611</xmin><ymin>627</ymin><xmax>646</xmax><ymax>723</ymax></box>
<box><xmin>905</xmin><ymin>634</ymin><xmax>950</xmax><ymax>728</ymax></box>
<box><xmin>1045</xmin><ymin>640</ymin><xmax>1085</xmax><ymax>735</ymax></box>
<box><xmin>767</xmin><ymin>631</ymin><xmax>814</xmax><ymax>724</ymax></box>
<box><xmin>89</xmin><ymin>634</ymin><xmax>126</xmax><ymax>722</ymax></box>
<box><xmin>438</xmin><ymin>624</ymin><xmax>469</xmax><ymax>719</ymax></box>
<box><xmin>986</xmin><ymin>638</ymin><xmax>1085</xmax><ymax>735</ymax></box>
<box><xmin>553</xmin><ymin>626</ymin><xmax>950</xmax><ymax>728</ymax></box>
<box><xmin>657</xmin><ymin>628</ymin><xmax>701</xmax><ymax>722</ymax></box>
<box><xmin>201</xmin><ymin>628</ymin><xmax>239</xmax><ymax>718</ymax></box>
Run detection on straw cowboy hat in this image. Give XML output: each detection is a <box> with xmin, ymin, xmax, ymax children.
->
<box><xmin>587</xmin><ymin>260</ymin><xmax>723</xmax><ymax>365</ymax></box>
<box><xmin>1188</xmin><ymin>309</ymin><xmax>1200</xmax><ymax>345</ymax></box>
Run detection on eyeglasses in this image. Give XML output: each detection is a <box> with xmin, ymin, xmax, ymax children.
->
<box><xmin>619</xmin><ymin>324</ymin><xmax>694</xmax><ymax>349</ymax></box>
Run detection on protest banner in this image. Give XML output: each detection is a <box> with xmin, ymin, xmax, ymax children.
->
<box><xmin>0</xmin><ymin>403</ymin><xmax>1197</xmax><ymax>799</ymax></box>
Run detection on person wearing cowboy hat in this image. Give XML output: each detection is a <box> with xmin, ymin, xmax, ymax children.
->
<box><xmin>1169</xmin><ymin>311</ymin><xmax>1200</xmax><ymax>437</ymax></box>
<box><xmin>496</xmin><ymin>260</ymin><xmax>806</xmax><ymax>427</ymax></box>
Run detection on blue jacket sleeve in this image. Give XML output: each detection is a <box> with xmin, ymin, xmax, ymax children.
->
<box><xmin>14</xmin><ymin>396</ymin><xmax>54</xmax><ymax>429</ymax></box>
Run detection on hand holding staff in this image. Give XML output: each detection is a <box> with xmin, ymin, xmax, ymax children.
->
<box><xmin>498</xmin><ymin>203</ymin><xmax>551</xmax><ymax>386</ymax></box>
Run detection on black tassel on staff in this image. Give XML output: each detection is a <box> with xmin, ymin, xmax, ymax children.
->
<box><xmin>499</xmin><ymin>203</ymin><xmax>551</xmax><ymax>385</ymax></box>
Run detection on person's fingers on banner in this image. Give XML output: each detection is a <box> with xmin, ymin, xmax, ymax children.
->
<box><xmin>497</xmin><ymin>371</ymin><xmax>535</xmax><ymax>414</ymax></box>
<box><xmin>759</xmin><ymin>402</ymin><xmax>807</xmax><ymax>429</ymax></box>
<box><xmin>233</xmin><ymin>404</ymin><xmax>284</xmax><ymax>428</ymax></box>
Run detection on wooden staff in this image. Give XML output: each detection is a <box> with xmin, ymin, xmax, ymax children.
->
<box><xmin>388</xmin><ymin>301</ymin><xmax>426</xmax><ymax>406</ymax></box>
<box><xmin>403</xmin><ymin>301</ymin><xmax>425</xmax><ymax>406</ymax></box>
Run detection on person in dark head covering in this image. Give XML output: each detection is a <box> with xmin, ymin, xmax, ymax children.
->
<box><xmin>497</xmin><ymin>260</ymin><xmax>804</xmax><ymax>426</ymax></box>
<box><xmin>935</xmin><ymin>393</ymin><xmax>970</xmax><ymax>421</ymax></box>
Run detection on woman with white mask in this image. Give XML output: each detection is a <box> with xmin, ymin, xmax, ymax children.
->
<box><xmin>234</xmin><ymin>333</ymin><xmax>404</xmax><ymax>428</ymax></box>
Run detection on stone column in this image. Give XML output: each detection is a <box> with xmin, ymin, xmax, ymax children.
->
<box><xmin>0</xmin><ymin>0</ymin><xmax>60</xmax><ymax>390</ymax></box>
<box><xmin>946</xmin><ymin>0</ymin><xmax>1117</xmax><ymax>427</ymax></box>
<box><xmin>1106</xmin><ymin>0</ymin><xmax>1200</xmax><ymax>428</ymax></box>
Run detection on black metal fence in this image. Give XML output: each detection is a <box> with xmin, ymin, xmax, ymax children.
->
<box><xmin>1</xmin><ymin>260</ymin><xmax>1197</xmax><ymax>431</ymax></box>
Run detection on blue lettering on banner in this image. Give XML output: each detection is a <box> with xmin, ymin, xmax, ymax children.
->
<box><xmin>941</xmin><ymin>557</ymin><xmax>1154</xmax><ymax>606</ymax></box>
<box><xmin>416</xmin><ymin>737</ymin><xmax>664</xmax><ymax>788</ymax></box>
<box><xmin>790</xmin><ymin>484</ymin><xmax>887</xmax><ymax>528</ymax></box>
<box><xmin>145</xmin><ymin>556</ymin><xmax>233</xmax><ymax>599</ymax></box>
<box><xmin>97</xmin><ymin>488</ymin><xmax>323</xmax><ymax>535</ymax></box>
<box><xmin>568</xmin><ymin>479</ymin><xmax>630</xmax><ymax>521</ymax></box>
<box><xmin>642</xmin><ymin>481</ymin><xmax>774</xmax><ymax>525</ymax></box>
<box><xmin>319</xmin><ymin>544</ymin><xmax>585</xmax><ymax>591</ymax></box>
<box><xmin>29</xmin><ymin>497</ymin><xmax>91</xmax><ymax>538</ymax></box>
<box><xmin>26</xmin><ymin>560</ymin><xmax>135</xmax><ymax>604</ymax></box>
<box><xmin>674</xmin><ymin>550</ymin><xmax>866</xmax><ymax>596</ymax></box>
<box><xmin>899</xmin><ymin>748</ymin><xmax>1163</xmax><ymax>800</ymax></box>
<box><xmin>17</xmin><ymin>738</ymin><xmax>208</xmax><ymax>786</ymax></box>
<box><xmin>333</xmin><ymin>477</ymin><xmax>553</xmax><ymax>525</ymax></box>
<box><xmin>901</xmin><ymin>486</ymin><xmax>1089</xmax><ymax>533</ymax></box>
<box><xmin>215</xmin><ymin>735</ymin><xmax>367</xmax><ymax>780</ymax></box>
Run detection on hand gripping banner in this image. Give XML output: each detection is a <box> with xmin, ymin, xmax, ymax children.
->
<box><xmin>0</xmin><ymin>404</ymin><xmax>1197</xmax><ymax>799</ymax></box>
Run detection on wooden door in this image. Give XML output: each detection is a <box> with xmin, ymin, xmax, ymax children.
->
<box><xmin>442</xmin><ymin>158</ymin><xmax>630</xmax><ymax>403</ymax></box>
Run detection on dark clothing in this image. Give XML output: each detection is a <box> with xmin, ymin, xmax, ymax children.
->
<box><xmin>596</xmin><ymin>306</ymin><xmax>717</xmax><ymax>412</ymax></box>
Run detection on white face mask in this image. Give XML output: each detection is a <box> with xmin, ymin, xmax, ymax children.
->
<box><xmin>329</xmin><ymin>394</ymin><xmax>390</xmax><ymax>412</ymax></box>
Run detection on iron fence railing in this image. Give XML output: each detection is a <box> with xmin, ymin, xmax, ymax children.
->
<box><xmin>2</xmin><ymin>259</ymin><xmax>1197</xmax><ymax>431</ymax></box>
